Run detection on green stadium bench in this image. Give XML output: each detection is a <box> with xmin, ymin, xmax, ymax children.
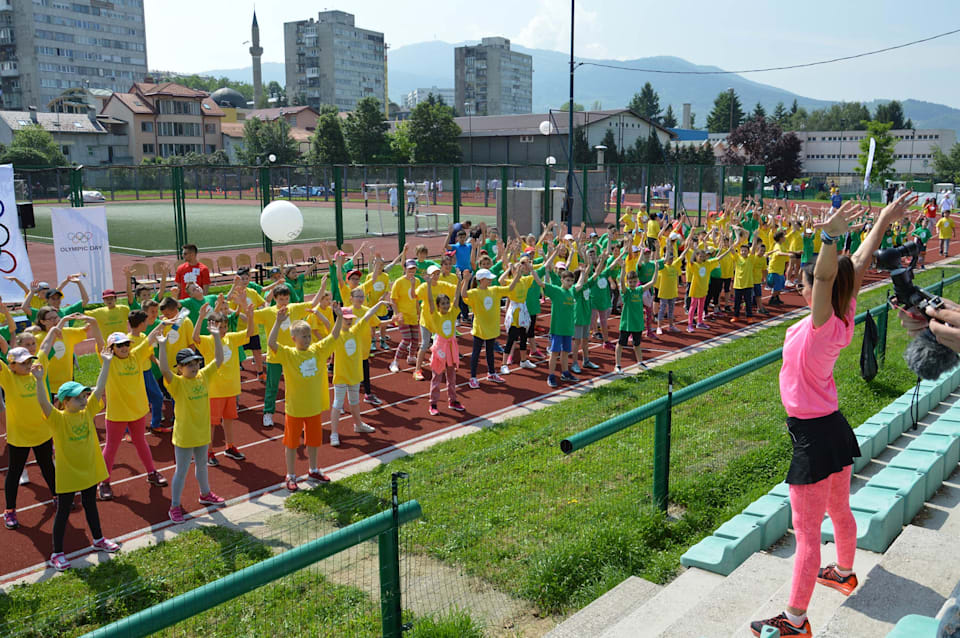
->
<box><xmin>854</xmin><ymin>420</ymin><xmax>890</xmax><ymax>457</ymax></box>
<box><xmin>680</xmin><ymin>514</ymin><xmax>763</xmax><ymax>576</ymax></box>
<box><xmin>769</xmin><ymin>482</ymin><xmax>790</xmax><ymax>500</ymax></box>
<box><xmin>866</xmin><ymin>466</ymin><xmax>927</xmax><ymax>526</ymax></box>
<box><xmin>760</xmin><ymin>626</ymin><xmax>780</xmax><ymax>638</ymax></box>
<box><xmin>854</xmin><ymin>436</ymin><xmax>873</xmax><ymax>472</ymax></box>
<box><xmin>822</xmin><ymin>486</ymin><xmax>905</xmax><ymax>553</ymax></box>
<box><xmin>891</xmin><ymin>393</ymin><xmax>929</xmax><ymax>418</ymax></box>
<box><xmin>888</xmin><ymin>450</ymin><xmax>946</xmax><ymax>501</ymax></box>
<box><xmin>742</xmin><ymin>495</ymin><xmax>791</xmax><ymax>549</ymax></box>
<box><xmin>885</xmin><ymin>614</ymin><xmax>938</xmax><ymax>637</ymax></box>
<box><xmin>905</xmin><ymin>433</ymin><xmax>960</xmax><ymax>481</ymax></box>
<box><xmin>876</xmin><ymin>407</ymin><xmax>909</xmax><ymax>439</ymax></box>
<box><xmin>926</xmin><ymin>421</ymin><xmax>960</xmax><ymax>437</ymax></box>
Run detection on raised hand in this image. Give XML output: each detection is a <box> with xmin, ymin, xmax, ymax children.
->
<box><xmin>276</xmin><ymin>306</ymin><xmax>289</xmax><ymax>322</ymax></box>
<box><xmin>30</xmin><ymin>363</ymin><xmax>44</xmax><ymax>380</ymax></box>
<box><xmin>100</xmin><ymin>348</ymin><xmax>113</xmax><ymax>362</ymax></box>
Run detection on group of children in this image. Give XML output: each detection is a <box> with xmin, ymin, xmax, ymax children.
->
<box><xmin>3</xmin><ymin>195</ymin><xmax>947</xmax><ymax>574</ymax></box>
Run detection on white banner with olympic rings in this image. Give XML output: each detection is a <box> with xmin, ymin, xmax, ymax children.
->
<box><xmin>51</xmin><ymin>205</ymin><xmax>114</xmax><ymax>305</ymax></box>
<box><xmin>0</xmin><ymin>164</ymin><xmax>34</xmax><ymax>303</ymax></box>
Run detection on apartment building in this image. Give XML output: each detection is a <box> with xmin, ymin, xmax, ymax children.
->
<box><xmin>3</xmin><ymin>0</ymin><xmax>147</xmax><ymax>111</ymax></box>
<box><xmin>455</xmin><ymin>37</ymin><xmax>532</xmax><ymax>116</ymax></box>
<box><xmin>404</xmin><ymin>87</ymin><xmax>455</xmax><ymax>110</ymax></box>
<box><xmin>283</xmin><ymin>10</ymin><xmax>385</xmax><ymax>112</ymax></box>
<box><xmin>100</xmin><ymin>82</ymin><xmax>224</xmax><ymax>163</ymax></box>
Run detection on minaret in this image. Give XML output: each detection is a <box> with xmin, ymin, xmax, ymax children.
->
<box><xmin>250</xmin><ymin>11</ymin><xmax>264</xmax><ymax>107</ymax></box>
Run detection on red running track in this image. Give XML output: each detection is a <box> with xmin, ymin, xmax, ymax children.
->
<box><xmin>0</xmin><ymin>226</ymin><xmax>948</xmax><ymax>581</ymax></box>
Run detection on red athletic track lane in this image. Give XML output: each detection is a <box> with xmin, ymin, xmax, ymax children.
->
<box><xmin>0</xmin><ymin>208</ymin><xmax>945</xmax><ymax>580</ymax></box>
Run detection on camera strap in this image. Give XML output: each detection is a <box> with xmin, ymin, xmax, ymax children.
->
<box><xmin>910</xmin><ymin>377</ymin><xmax>921</xmax><ymax>431</ymax></box>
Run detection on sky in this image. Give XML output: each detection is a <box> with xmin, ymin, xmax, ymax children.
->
<box><xmin>144</xmin><ymin>0</ymin><xmax>960</xmax><ymax>108</ymax></box>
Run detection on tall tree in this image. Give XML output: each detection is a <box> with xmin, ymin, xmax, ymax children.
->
<box><xmin>723</xmin><ymin>117</ymin><xmax>802</xmax><ymax>182</ymax></box>
<box><xmin>801</xmin><ymin>102</ymin><xmax>872</xmax><ymax>131</ymax></box>
<box><xmin>266</xmin><ymin>81</ymin><xmax>288</xmax><ymax>107</ymax></box>
<box><xmin>628</xmin><ymin>82</ymin><xmax>662</xmax><ymax>123</ymax></box>
<box><xmin>752</xmin><ymin>102</ymin><xmax>766</xmax><ymax>120</ymax></box>
<box><xmin>790</xmin><ymin>99</ymin><xmax>799</xmax><ymax>115</ymax></box>
<box><xmin>856</xmin><ymin>121</ymin><xmax>897</xmax><ymax>187</ymax></box>
<box><xmin>591</xmin><ymin>99</ymin><xmax>603</xmax><ymax>111</ymax></box>
<box><xmin>706</xmin><ymin>90</ymin><xmax>745</xmax><ymax>133</ymax></box>
<box><xmin>932</xmin><ymin>142</ymin><xmax>960</xmax><ymax>183</ymax></box>
<box><xmin>307</xmin><ymin>112</ymin><xmax>349</xmax><ymax>164</ymax></box>
<box><xmin>641</xmin><ymin>129</ymin><xmax>664</xmax><ymax>164</ymax></box>
<box><xmin>772</xmin><ymin>102</ymin><xmax>788</xmax><ymax>124</ymax></box>
<box><xmin>343</xmin><ymin>96</ymin><xmax>390</xmax><ymax>163</ymax></box>
<box><xmin>0</xmin><ymin>124</ymin><xmax>66</xmax><ymax>166</ymax></box>
<box><xmin>661</xmin><ymin>105</ymin><xmax>678</xmax><ymax>128</ymax></box>
<box><xmin>904</xmin><ymin>118</ymin><xmax>914</xmax><ymax>130</ymax></box>
<box><xmin>236</xmin><ymin>117</ymin><xmax>300</xmax><ymax>165</ymax></box>
<box><xmin>390</xmin><ymin>120</ymin><xmax>415</xmax><ymax>163</ymax></box>
<box><xmin>873</xmin><ymin>100</ymin><xmax>906</xmax><ymax>129</ymax></box>
<box><xmin>559</xmin><ymin>102</ymin><xmax>585</xmax><ymax>112</ymax></box>
<box><xmin>599</xmin><ymin>128</ymin><xmax>619</xmax><ymax>163</ymax></box>
<box><xmin>572</xmin><ymin>127</ymin><xmax>592</xmax><ymax>164</ymax></box>
<box><xmin>408</xmin><ymin>100</ymin><xmax>462</xmax><ymax>163</ymax></box>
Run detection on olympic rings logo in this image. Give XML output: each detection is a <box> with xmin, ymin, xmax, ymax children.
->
<box><xmin>0</xmin><ymin>199</ymin><xmax>15</xmax><ymax>274</ymax></box>
<box><xmin>67</xmin><ymin>231</ymin><xmax>93</xmax><ymax>244</ymax></box>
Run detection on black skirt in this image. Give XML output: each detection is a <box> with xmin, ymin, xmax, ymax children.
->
<box><xmin>785</xmin><ymin>411</ymin><xmax>861</xmax><ymax>485</ymax></box>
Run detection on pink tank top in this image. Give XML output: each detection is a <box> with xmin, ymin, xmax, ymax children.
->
<box><xmin>779</xmin><ymin>300</ymin><xmax>856</xmax><ymax>419</ymax></box>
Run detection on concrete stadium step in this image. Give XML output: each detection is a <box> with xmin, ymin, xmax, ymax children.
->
<box><xmin>596</xmin><ymin>566</ymin><xmax>725</xmax><ymax>638</ymax></box>
<box><xmin>542</xmin><ymin>576</ymin><xmax>662</xmax><ymax>638</ymax></box>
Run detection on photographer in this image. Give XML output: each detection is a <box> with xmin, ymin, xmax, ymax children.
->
<box><xmin>752</xmin><ymin>191</ymin><xmax>917</xmax><ymax>637</ymax></box>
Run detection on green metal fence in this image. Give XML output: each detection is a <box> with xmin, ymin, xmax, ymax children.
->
<box><xmin>561</xmin><ymin>272</ymin><xmax>958</xmax><ymax>511</ymax></box>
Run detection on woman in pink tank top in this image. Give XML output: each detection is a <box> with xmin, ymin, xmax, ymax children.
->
<box><xmin>752</xmin><ymin>192</ymin><xmax>918</xmax><ymax>637</ymax></box>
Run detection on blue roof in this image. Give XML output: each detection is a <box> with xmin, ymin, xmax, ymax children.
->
<box><xmin>667</xmin><ymin>128</ymin><xmax>709</xmax><ymax>141</ymax></box>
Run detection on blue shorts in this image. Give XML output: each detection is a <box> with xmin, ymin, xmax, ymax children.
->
<box><xmin>767</xmin><ymin>273</ymin><xmax>785</xmax><ymax>292</ymax></box>
<box><xmin>549</xmin><ymin>334</ymin><xmax>572</xmax><ymax>353</ymax></box>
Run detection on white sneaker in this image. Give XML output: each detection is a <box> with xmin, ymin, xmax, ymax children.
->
<box><xmin>389</xmin><ymin>360</ymin><xmax>400</xmax><ymax>373</ymax></box>
<box><xmin>520</xmin><ymin>360</ymin><xmax>537</xmax><ymax>369</ymax></box>
<box><xmin>354</xmin><ymin>423</ymin><xmax>376</xmax><ymax>434</ymax></box>
<box><xmin>18</xmin><ymin>469</ymin><xmax>29</xmax><ymax>485</ymax></box>
<box><xmin>499</xmin><ymin>365</ymin><xmax>510</xmax><ymax>375</ymax></box>
<box><xmin>262</xmin><ymin>413</ymin><xmax>274</xmax><ymax>428</ymax></box>
<box><xmin>614</xmin><ymin>366</ymin><xmax>624</xmax><ymax>375</ymax></box>
<box><xmin>656</xmin><ymin>327</ymin><xmax>663</xmax><ymax>336</ymax></box>
<box><xmin>330</xmin><ymin>431</ymin><xmax>340</xmax><ymax>447</ymax></box>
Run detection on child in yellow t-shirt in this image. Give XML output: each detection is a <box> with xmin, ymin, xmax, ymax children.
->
<box><xmin>424</xmin><ymin>271</ymin><xmax>465</xmax><ymax>416</ymax></box>
<box><xmin>157</xmin><ymin>324</ymin><xmax>225</xmax><ymax>524</ymax></box>
<box><xmin>34</xmin><ymin>355</ymin><xmax>119</xmax><ymax>571</ymax></box>
<box><xmin>363</xmin><ymin>252</ymin><xmax>401</xmax><ymax>350</ymax></box>
<box><xmin>390</xmin><ymin>259</ymin><xmax>420</xmax><ymax>372</ymax></box>
<box><xmin>345</xmin><ymin>287</ymin><xmax>384</xmax><ymax>406</ymax></box>
<box><xmin>936</xmin><ymin>212</ymin><xmax>954</xmax><ymax>256</ymax></box>
<box><xmin>329</xmin><ymin>301</ymin><xmax>387</xmax><ymax>447</ymax></box>
<box><xmin>268</xmin><ymin>305</ymin><xmax>341</xmax><ymax>491</ymax></box>
<box><xmin>463</xmin><ymin>268</ymin><xmax>517</xmax><ymax>388</ymax></box>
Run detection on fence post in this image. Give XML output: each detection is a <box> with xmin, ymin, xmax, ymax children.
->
<box><xmin>500</xmin><ymin>165</ymin><xmax>508</xmax><ymax>240</ymax></box>
<box><xmin>397</xmin><ymin>166</ymin><xmax>406</xmax><ymax>253</ymax></box>
<box><xmin>644</xmin><ymin>164</ymin><xmax>651</xmax><ymax>215</ymax></box>
<box><xmin>543</xmin><ymin>164</ymin><xmax>551</xmax><ymax>226</ymax></box>
<box><xmin>259</xmin><ymin>166</ymin><xmax>273</xmax><ymax>263</ymax></box>
<box><xmin>453</xmin><ymin>165</ymin><xmax>461</xmax><ymax>224</ymax></box>
<box><xmin>581</xmin><ymin>165</ymin><xmax>589</xmax><ymax>225</ymax></box>
<box><xmin>877</xmin><ymin>294</ymin><xmax>890</xmax><ymax>367</ymax></box>
<box><xmin>720</xmin><ymin>165</ymin><xmax>726</xmax><ymax>206</ymax></box>
<box><xmin>673</xmin><ymin>164</ymin><xmax>680</xmax><ymax>217</ymax></box>
<box><xmin>616</xmin><ymin>163</ymin><xmax>622</xmax><ymax>221</ymax></box>
<box><xmin>379</xmin><ymin>472</ymin><xmax>407</xmax><ymax>638</ymax></box>
<box><xmin>697</xmin><ymin>165</ymin><xmax>703</xmax><ymax>226</ymax></box>
<box><xmin>652</xmin><ymin>371</ymin><xmax>674</xmax><ymax>511</ymax></box>
<box><xmin>69</xmin><ymin>167</ymin><xmax>84</xmax><ymax>208</ymax></box>
<box><xmin>334</xmin><ymin>165</ymin><xmax>344</xmax><ymax>249</ymax></box>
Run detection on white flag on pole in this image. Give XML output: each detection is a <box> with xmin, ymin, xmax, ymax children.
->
<box><xmin>0</xmin><ymin>164</ymin><xmax>34</xmax><ymax>303</ymax></box>
<box><xmin>51</xmin><ymin>206</ymin><xmax>114</xmax><ymax>304</ymax></box>
<box><xmin>863</xmin><ymin>137</ymin><xmax>877</xmax><ymax>191</ymax></box>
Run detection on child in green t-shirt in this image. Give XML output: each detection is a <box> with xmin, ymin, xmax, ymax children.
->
<box><xmin>543</xmin><ymin>246</ymin><xmax>584</xmax><ymax>389</ymax></box>
<box><xmin>911</xmin><ymin>219</ymin><xmax>932</xmax><ymax>269</ymax></box>
<box><xmin>615</xmin><ymin>261</ymin><xmax>658</xmax><ymax>374</ymax></box>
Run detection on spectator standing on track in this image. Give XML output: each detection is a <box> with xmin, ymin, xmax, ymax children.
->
<box><xmin>911</xmin><ymin>218</ymin><xmax>932</xmax><ymax>268</ymax></box>
<box><xmin>174</xmin><ymin>244</ymin><xmax>210</xmax><ymax>298</ymax></box>
<box><xmin>268</xmin><ymin>304</ymin><xmax>341</xmax><ymax>490</ymax></box>
<box><xmin>157</xmin><ymin>326</ymin><xmax>226</xmax><ymax>524</ymax></box>
<box><xmin>406</xmin><ymin>186</ymin><xmax>416</xmax><ymax>216</ymax></box>
<box><xmin>937</xmin><ymin>210</ymin><xmax>954</xmax><ymax>256</ymax></box>
<box><xmin>35</xmin><ymin>359</ymin><xmax>121</xmax><ymax>571</ymax></box>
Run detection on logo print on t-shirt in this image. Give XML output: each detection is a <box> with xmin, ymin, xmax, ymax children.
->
<box><xmin>699</xmin><ymin>267</ymin><xmax>707</xmax><ymax>277</ymax></box>
<box><xmin>598</xmin><ymin>278</ymin><xmax>607</xmax><ymax>289</ymax></box>
<box><xmin>441</xmin><ymin>319</ymin><xmax>453</xmax><ymax>337</ymax></box>
<box><xmin>583</xmin><ymin>289</ymin><xmax>591</xmax><ymax>299</ymax></box>
<box><xmin>222</xmin><ymin>345</ymin><xmax>233</xmax><ymax>363</ymax></box>
<box><xmin>167</xmin><ymin>329</ymin><xmax>180</xmax><ymax>344</ymax></box>
<box><xmin>483</xmin><ymin>296</ymin><xmax>493</xmax><ymax>311</ymax></box>
<box><xmin>53</xmin><ymin>340</ymin><xmax>66</xmax><ymax>359</ymax></box>
<box><xmin>344</xmin><ymin>338</ymin><xmax>357</xmax><ymax>357</ymax></box>
<box><xmin>71</xmin><ymin>420</ymin><xmax>89</xmax><ymax>440</ymax></box>
<box><xmin>373</xmin><ymin>281</ymin><xmax>385</xmax><ymax>292</ymax></box>
<box><xmin>299</xmin><ymin>357</ymin><xmax>318</xmax><ymax>378</ymax></box>
<box><xmin>280</xmin><ymin>318</ymin><xmax>291</xmax><ymax>332</ymax></box>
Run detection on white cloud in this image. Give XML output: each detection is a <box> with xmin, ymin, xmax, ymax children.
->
<box><xmin>513</xmin><ymin>0</ymin><xmax>606</xmax><ymax>57</ymax></box>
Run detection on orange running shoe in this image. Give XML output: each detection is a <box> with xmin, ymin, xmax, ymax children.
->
<box><xmin>750</xmin><ymin>613</ymin><xmax>812</xmax><ymax>636</ymax></box>
<box><xmin>817</xmin><ymin>563</ymin><xmax>859</xmax><ymax>595</ymax></box>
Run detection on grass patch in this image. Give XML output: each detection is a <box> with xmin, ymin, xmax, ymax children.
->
<box><xmin>285</xmin><ymin>267</ymin><xmax>960</xmax><ymax>613</ymax></box>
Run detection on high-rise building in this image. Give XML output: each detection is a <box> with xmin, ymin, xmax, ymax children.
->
<box><xmin>455</xmin><ymin>37</ymin><xmax>532</xmax><ymax>116</ymax></box>
<box><xmin>283</xmin><ymin>10</ymin><xmax>385</xmax><ymax>112</ymax></box>
<box><xmin>404</xmin><ymin>87</ymin><xmax>455</xmax><ymax>110</ymax></box>
<box><xmin>4</xmin><ymin>0</ymin><xmax>147</xmax><ymax>111</ymax></box>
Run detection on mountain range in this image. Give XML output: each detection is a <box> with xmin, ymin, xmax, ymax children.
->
<box><xmin>197</xmin><ymin>41</ymin><xmax>960</xmax><ymax>135</ymax></box>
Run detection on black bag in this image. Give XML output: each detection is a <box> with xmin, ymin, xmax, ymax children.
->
<box><xmin>861</xmin><ymin>311</ymin><xmax>879</xmax><ymax>381</ymax></box>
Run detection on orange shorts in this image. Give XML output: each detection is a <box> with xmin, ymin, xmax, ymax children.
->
<box><xmin>283</xmin><ymin>414</ymin><xmax>324</xmax><ymax>449</ymax></box>
<box><xmin>209</xmin><ymin>396</ymin><xmax>239</xmax><ymax>424</ymax></box>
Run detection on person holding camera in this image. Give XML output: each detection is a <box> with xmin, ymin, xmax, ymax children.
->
<box><xmin>752</xmin><ymin>191</ymin><xmax>917</xmax><ymax>637</ymax></box>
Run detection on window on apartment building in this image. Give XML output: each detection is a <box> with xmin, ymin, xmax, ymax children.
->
<box><xmin>142</xmin><ymin>143</ymin><xmax>154</xmax><ymax>154</ymax></box>
<box><xmin>204</xmin><ymin>123</ymin><xmax>216</xmax><ymax>134</ymax></box>
<box><xmin>205</xmin><ymin>144</ymin><xmax>216</xmax><ymax>154</ymax></box>
<box><xmin>141</xmin><ymin>121</ymin><xmax>153</xmax><ymax>132</ymax></box>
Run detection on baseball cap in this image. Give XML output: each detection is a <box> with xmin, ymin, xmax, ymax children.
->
<box><xmin>404</xmin><ymin>259</ymin><xmax>417</xmax><ymax>268</ymax></box>
<box><xmin>45</xmin><ymin>289</ymin><xmax>63</xmax><ymax>299</ymax></box>
<box><xmin>555</xmin><ymin>262</ymin><xmax>567</xmax><ymax>271</ymax></box>
<box><xmin>7</xmin><ymin>347</ymin><xmax>35</xmax><ymax>364</ymax></box>
<box><xmin>347</xmin><ymin>269</ymin><xmax>362</xmax><ymax>279</ymax></box>
<box><xmin>106</xmin><ymin>332</ymin><xmax>132</xmax><ymax>347</ymax></box>
<box><xmin>36</xmin><ymin>281</ymin><xmax>50</xmax><ymax>290</ymax></box>
<box><xmin>589</xmin><ymin>232</ymin><xmax>598</xmax><ymax>238</ymax></box>
<box><xmin>426</xmin><ymin>265</ymin><xmax>441</xmax><ymax>275</ymax></box>
<box><xmin>101</xmin><ymin>289</ymin><xmax>117</xmax><ymax>298</ymax></box>
<box><xmin>269</xmin><ymin>266</ymin><xmax>281</xmax><ymax>275</ymax></box>
<box><xmin>475</xmin><ymin>268</ymin><xmax>495</xmax><ymax>280</ymax></box>
<box><xmin>237</xmin><ymin>266</ymin><xmax>251</xmax><ymax>276</ymax></box>
<box><xmin>563</xmin><ymin>233</ymin><xmax>574</xmax><ymax>240</ymax></box>
<box><xmin>56</xmin><ymin>381</ymin><xmax>91</xmax><ymax>402</ymax></box>
<box><xmin>175</xmin><ymin>348</ymin><xmax>204</xmax><ymax>366</ymax></box>
<box><xmin>341</xmin><ymin>308</ymin><xmax>356</xmax><ymax>320</ymax></box>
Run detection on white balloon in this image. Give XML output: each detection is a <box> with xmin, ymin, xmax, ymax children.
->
<box><xmin>260</xmin><ymin>200</ymin><xmax>304</xmax><ymax>243</ymax></box>
<box><xmin>539</xmin><ymin>120</ymin><xmax>554</xmax><ymax>136</ymax></box>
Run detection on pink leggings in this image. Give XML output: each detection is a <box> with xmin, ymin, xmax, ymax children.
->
<box><xmin>429</xmin><ymin>365</ymin><xmax>458</xmax><ymax>405</ymax></box>
<box><xmin>688</xmin><ymin>296</ymin><xmax>706</xmax><ymax>328</ymax></box>
<box><xmin>788</xmin><ymin>465</ymin><xmax>856</xmax><ymax>610</ymax></box>
<box><xmin>103</xmin><ymin>415</ymin><xmax>157</xmax><ymax>481</ymax></box>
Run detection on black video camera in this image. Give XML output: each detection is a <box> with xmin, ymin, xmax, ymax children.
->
<box><xmin>874</xmin><ymin>241</ymin><xmax>945</xmax><ymax>315</ymax></box>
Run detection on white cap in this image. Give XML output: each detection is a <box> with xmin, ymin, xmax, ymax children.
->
<box><xmin>475</xmin><ymin>268</ymin><xmax>495</xmax><ymax>280</ymax></box>
<box><xmin>7</xmin><ymin>347</ymin><xmax>35</xmax><ymax>364</ymax></box>
<box><xmin>555</xmin><ymin>262</ymin><xmax>568</xmax><ymax>270</ymax></box>
<box><xmin>426</xmin><ymin>265</ymin><xmax>441</xmax><ymax>275</ymax></box>
<box><xmin>563</xmin><ymin>233</ymin><xmax>574</xmax><ymax>240</ymax></box>
<box><xmin>669</xmin><ymin>232</ymin><xmax>682</xmax><ymax>242</ymax></box>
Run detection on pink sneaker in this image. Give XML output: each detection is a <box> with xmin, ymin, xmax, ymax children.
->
<box><xmin>92</xmin><ymin>537</ymin><xmax>121</xmax><ymax>553</ymax></box>
<box><xmin>603</xmin><ymin>341</ymin><xmax>616</xmax><ymax>351</ymax></box>
<box><xmin>487</xmin><ymin>374</ymin><xmax>505</xmax><ymax>383</ymax></box>
<box><xmin>199</xmin><ymin>492</ymin><xmax>225</xmax><ymax>506</ymax></box>
<box><xmin>468</xmin><ymin>377</ymin><xmax>480</xmax><ymax>389</ymax></box>
<box><xmin>448</xmin><ymin>401</ymin><xmax>466</xmax><ymax>412</ymax></box>
<box><xmin>168</xmin><ymin>506</ymin><xmax>186</xmax><ymax>523</ymax></box>
<box><xmin>50</xmin><ymin>552</ymin><xmax>71</xmax><ymax>571</ymax></box>
<box><xmin>429</xmin><ymin>404</ymin><xmax>440</xmax><ymax>416</ymax></box>
<box><xmin>697</xmin><ymin>323</ymin><xmax>711</xmax><ymax>330</ymax></box>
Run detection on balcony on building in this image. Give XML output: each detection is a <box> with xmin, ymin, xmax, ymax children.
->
<box><xmin>306</xmin><ymin>67</ymin><xmax>320</xmax><ymax>78</ymax></box>
<box><xmin>0</xmin><ymin>0</ymin><xmax>12</xmax><ymax>12</ymax></box>
<box><xmin>0</xmin><ymin>61</ymin><xmax>17</xmax><ymax>77</ymax></box>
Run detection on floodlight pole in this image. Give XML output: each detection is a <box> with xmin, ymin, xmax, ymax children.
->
<box><xmin>566</xmin><ymin>0</ymin><xmax>575</xmax><ymax>235</ymax></box>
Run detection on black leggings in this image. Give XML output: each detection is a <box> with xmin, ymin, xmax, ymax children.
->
<box><xmin>470</xmin><ymin>337</ymin><xmax>496</xmax><ymax>378</ymax></box>
<box><xmin>526</xmin><ymin>314</ymin><xmax>538</xmax><ymax>338</ymax></box>
<box><xmin>733</xmin><ymin>287</ymin><xmax>754</xmax><ymax>317</ymax></box>
<box><xmin>706</xmin><ymin>277</ymin><xmax>723</xmax><ymax>310</ymax></box>
<box><xmin>504</xmin><ymin>325</ymin><xmax>528</xmax><ymax>354</ymax></box>
<box><xmin>5</xmin><ymin>439</ymin><xmax>56</xmax><ymax>510</ymax></box>
<box><xmin>362</xmin><ymin>359</ymin><xmax>371</xmax><ymax>395</ymax></box>
<box><xmin>53</xmin><ymin>485</ymin><xmax>102</xmax><ymax>554</ymax></box>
